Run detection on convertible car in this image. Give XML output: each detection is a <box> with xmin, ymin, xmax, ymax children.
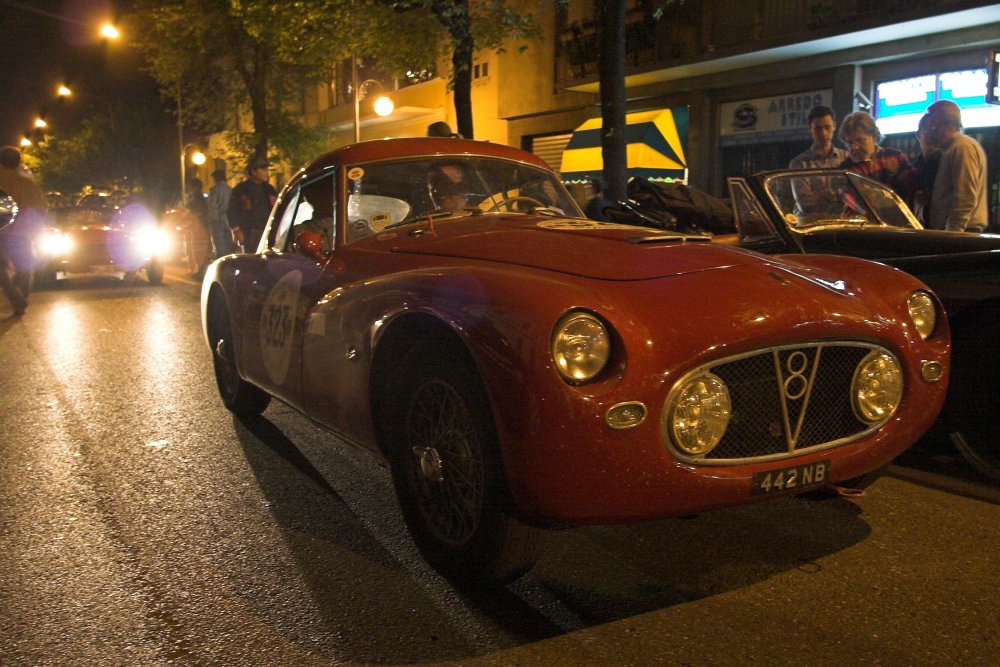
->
<box><xmin>715</xmin><ymin>169</ymin><xmax>1000</xmax><ymax>480</ymax></box>
<box><xmin>35</xmin><ymin>198</ymin><xmax>171</xmax><ymax>286</ymax></box>
<box><xmin>201</xmin><ymin>139</ymin><xmax>949</xmax><ymax>587</ymax></box>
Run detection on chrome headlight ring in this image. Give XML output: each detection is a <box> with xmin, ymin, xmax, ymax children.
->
<box><xmin>551</xmin><ymin>310</ymin><xmax>611</xmax><ymax>384</ymax></box>
<box><xmin>665</xmin><ymin>371</ymin><xmax>732</xmax><ymax>457</ymax></box>
<box><xmin>907</xmin><ymin>290</ymin><xmax>937</xmax><ymax>340</ymax></box>
<box><xmin>852</xmin><ymin>351</ymin><xmax>904</xmax><ymax>423</ymax></box>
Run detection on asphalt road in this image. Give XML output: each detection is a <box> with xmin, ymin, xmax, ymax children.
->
<box><xmin>1</xmin><ymin>269</ymin><xmax>997</xmax><ymax>666</ymax></box>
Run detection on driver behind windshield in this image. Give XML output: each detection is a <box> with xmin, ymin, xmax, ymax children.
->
<box><xmin>428</xmin><ymin>162</ymin><xmax>469</xmax><ymax>211</ymax></box>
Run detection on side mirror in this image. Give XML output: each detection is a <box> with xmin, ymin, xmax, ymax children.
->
<box><xmin>294</xmin><ymin>230</ymin><xmax>327</xmax><ymax>261</ymax></box>
<box><xmin>0</xmin><ymin>189</ymin><xmax>17</xmax><ymax>232</ymax></box>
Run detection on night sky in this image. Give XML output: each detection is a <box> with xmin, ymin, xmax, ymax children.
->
<box><xmin>0</xmin><ymin>0</ymin><xmax>156</xmax><ymax>147</ymax></box>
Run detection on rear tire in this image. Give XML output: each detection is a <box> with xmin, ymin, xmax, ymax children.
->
<box><xmin>386</xmin><ymin>341</ymin><xmax>542</xmax><ymax>588</ymax></box>
<box><xmin>208</xmin><ymin>293</ymin><xmax>271</xmax><ymax>417</ymax></box>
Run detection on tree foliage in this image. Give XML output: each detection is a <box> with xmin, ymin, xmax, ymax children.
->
<box><xmin>127</xmin><ymin>0</ymin><xmax>331</xmax><ymax>174</ymax></box>
<box><xmin>29</xmin><ymin>96</ymin><xmax>176</xmax><ymax>208</ymax></box>
<box><xmin>253</xmin><ymin>0</ymin><xmax>537</xmax><ymax>139</ymax></box>
<box><xmin>129</xmin><ymin>0</ymin><xmax>536</xmax><ymax>164</ymax></box>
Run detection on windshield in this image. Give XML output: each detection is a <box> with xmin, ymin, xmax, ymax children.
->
<box><xmin>764</xmin><ymin>171</ymin><xmax>921</xmax><ymax>231</ymax></box>
<box><xmin>343</xmin><ymin>155</ymin><xmax>582</xmax><ymax>242</ymax></box>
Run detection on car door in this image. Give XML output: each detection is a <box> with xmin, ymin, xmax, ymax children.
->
<box><xmin>241</xmin><ymin>171</ymin><xmax>339</xmax><ymax>411</ymax></box>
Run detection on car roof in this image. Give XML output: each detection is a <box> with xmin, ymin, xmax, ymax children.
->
<box><xmin>301</xmin><ymin>137</ymin><xmax>554</xmax><ymax>174</ymax></box>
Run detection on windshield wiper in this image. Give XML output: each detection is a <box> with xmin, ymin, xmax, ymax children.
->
<box><xmin>384</xmin><ymin>208</ymin><xmax>481</xmax><ymax>230</ymax></box>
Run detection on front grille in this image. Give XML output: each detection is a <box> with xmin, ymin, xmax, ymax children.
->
<box><xmin>670</xmin><ymin>342</ymin><xmax>897</xmax><ymax>464</ymax></box>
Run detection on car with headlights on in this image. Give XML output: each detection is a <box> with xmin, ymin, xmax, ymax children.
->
<box><xmin>35</xmin><ymin>197</ymin><xmax>172</xmax><ymax>286</ymax></box>
<box><xmin>201</xmin><ymin>138</ymin><xmax>949</xmax><ymax>587</ymax></box>
<box><xmin>710</xmin><ymin>169</ymin><xmax>1000</xmax><ymax>480</ymax></box>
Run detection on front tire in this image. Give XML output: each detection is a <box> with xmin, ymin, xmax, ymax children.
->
<box><xmin>386</xmin><ymin>341</ymin><xmax>542</xmax><ymax>588</ymax></box>
<box><xmin>208</xmin><ymin>293</ymin><xmax>271</xmax><ymax>417</ymax></box>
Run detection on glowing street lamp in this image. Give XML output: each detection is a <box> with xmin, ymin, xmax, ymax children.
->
<box><xmin>352</xmin><ymin>74</ymin><xmax>394</xmax><ymax>143</ymax></box>
<box><xmin>181</xmin><ymin>144</ymin><xmax>206</xmax><ymax>204</ymax></box>
<box><xmin>34</xmin><ymin>118</ymin><xmax>48</xmax><ymax>129</ymax></box>
<box><xmin>57</xmin><ymin>85</ymin><xmax>72</xmax><ymax>97</ymax></box>
<box><xmin>20</xmin><ymin>137</ymin><xmax>31</xmax><ymax>148</ymax></box>
<box><xmin>100</xmin><ymin>22</ymin><xmax>120</xmax><ymax>40</ymax></box>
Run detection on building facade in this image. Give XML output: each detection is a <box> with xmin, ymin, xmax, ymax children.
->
<box><xmin>285</xmin><ymin>0</ymin><xmax>999</xmax><ymax>222</ymax></box>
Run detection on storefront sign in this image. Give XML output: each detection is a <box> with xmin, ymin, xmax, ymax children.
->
<box><xmin>876</xmin><ymin>68</ymin><xmax>1000</xmax><ymax>134</ymax></box>
<box><xmin>720</xmin><ymin>90</ymin><xmax>831</xmax><ymax>146</ymax></box>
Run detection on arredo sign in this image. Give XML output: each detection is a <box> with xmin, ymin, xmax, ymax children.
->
<box><xmin>719</xmin><ymin>90</ymin><xmax>831</xmax><ymax>146</ymax></box>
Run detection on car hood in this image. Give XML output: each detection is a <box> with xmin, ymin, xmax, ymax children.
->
<box><xmin>383</xmin><ymin>215</ymin><xmax>778</xmax><ymax>280</ymax></box>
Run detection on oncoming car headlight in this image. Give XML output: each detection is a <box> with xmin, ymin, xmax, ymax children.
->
<box><xmin>666</xmin><ymin>372</ymin><xmax>731</xmax><ymax>456</ymax></box>
<box><xmin>131</xmin><ymin>226</ymin><xmax>172</xmax><ymax>258</ymax></box>
<box><xmin>551</xmin><ymin>311</ymin><xmax>610</xmax><ymax>383</ymax></box>
<box><xmin>38</xmin><ymin>230</ymin><xmax>73</xmax><ymax>257</ymax></box>
<box><xmin>852</xmin><ymin>351</ymin><xmax>903</xmax><ymax>422</ymax></box>
<box><xmin>907</xmin><ymin>290</ymin><xmax>937</xmax><ymax>340</ymax></box>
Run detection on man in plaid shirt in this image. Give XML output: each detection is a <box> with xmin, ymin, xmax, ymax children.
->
<box><xmin>838</xmin><ymin>111</ymin><xmax>917</xmax><ymax>202</ymax></box>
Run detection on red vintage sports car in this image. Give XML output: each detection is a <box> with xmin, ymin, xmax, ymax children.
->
<box><xmin>35</xmin><ymin>196</ymin><xmax>172</xmax><ymax>286</ymax></box>
<box><xmin>200</xmin><ymin>138</ymin><xmax>949</xmax><ymax>587</ymax></box>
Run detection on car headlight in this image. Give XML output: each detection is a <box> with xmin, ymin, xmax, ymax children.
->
<box><xmin>551</xmin><ymin>311</ymin><xmax>610</xmax><ymax>383</ymax></box>
<box><xmin>907</xmin><ymin>290</ymin><xmax>936</xmax><ymax>340</ymax></box>
<box><xmin>38</xmin><ymin>230</ymin><xmax>73</xmax><ymax>257</ymax></box>
<box><xmin>852</xmin><ymin>351</ymin><xmax>903</xmax><ymax>422</ymax></box>
<box><xmin>666</xmin><ymin>372</ymin><xmax>731</xmax><ymax>456</ymax></box>
<box><xmin>131</xmin><ymin>226</ymin><xmax>172</xmax><ymax>258</ymax></box>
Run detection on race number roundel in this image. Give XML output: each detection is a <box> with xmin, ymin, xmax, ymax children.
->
<box><xmin>260</xmin><ymin>270</ymin><xmax>302</xmax><ymax>386</ymax></box>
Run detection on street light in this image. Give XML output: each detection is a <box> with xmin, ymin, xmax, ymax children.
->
<box><xmin>180</xmin><ymin>143</ymin><xmax>206</xmax><ymax>204</ymax></box>
<box><xmin>57</xmin><ymin>85</ymin><xmax>72</xmax><ymax>98</ymax></box>
<box><xmin>100</xmin><ymin>22</ymin><xmax>120</xmax><ymax>40</ymax></box>
<box><xmin>352</xmin><ymin>76</ymin><xmax>394</xmax><ymax>143</ymax></box>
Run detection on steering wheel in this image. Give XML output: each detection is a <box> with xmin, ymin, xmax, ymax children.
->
<box><xmin>486</xmin><ymin>195</ymin><xmax>546</xmax><ymax>213</ymax></box>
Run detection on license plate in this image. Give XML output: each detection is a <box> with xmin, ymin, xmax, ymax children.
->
<box><xmin>751</xmin><ymin>459</ymin><xmax>830</xmax><ymax>496</ymax></box>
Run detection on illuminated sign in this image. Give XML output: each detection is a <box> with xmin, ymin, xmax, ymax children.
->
<box><xmin>875</xmin><ymin>67</ymin><xmax>1000</xmax><ymax>134</ymax></box>
<box><xmin>719</xmin><ymin>90</ymin><xmax>832</xmax><ymax>145</ymax></box>
<box><xmin>988</xmin><ymin>50</ymin><xmax>1000</xmax><ymax>105</ymax></box>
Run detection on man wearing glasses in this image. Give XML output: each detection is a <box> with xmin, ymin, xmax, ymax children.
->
<box><xmin>923</xmin><ymin>100</ymin><xmax>988</xmax><ymax>233</ymax></box>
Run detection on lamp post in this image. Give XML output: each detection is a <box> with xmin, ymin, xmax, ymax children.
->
<box><xmin>352</xmin><ymin>60</ymin><xmax>394</xmax><ymax>143</ymax></box>
<box><xmin>176</xmin><ymin>91</ymin><xmax>205</xmax><ymax>205</ymax></box>
<box><xmin>180</xmin><ymin>140</ymin><xmax>206</xmax><ymax>205</ymax></box>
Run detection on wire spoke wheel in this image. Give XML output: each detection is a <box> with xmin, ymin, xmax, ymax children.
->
<box><xmin>405</xmin><ymin>379</ymin><xmax>485</xmax><ymax>545</ymax></box>
<box><xmin>387</xmin><ymin>341</ymin><xmax>542</xmax><ymax>587</ymax></box>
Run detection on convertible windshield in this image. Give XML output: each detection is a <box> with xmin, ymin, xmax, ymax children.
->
<box><xmin>343</xmin><ymin>155</ymin><xmax>582</xmax><ymax>242</ymax></box>
<box><xmin>764</xmin><ymin>171</ymin><xmax>921</xmax><ymax>231</ymax></box>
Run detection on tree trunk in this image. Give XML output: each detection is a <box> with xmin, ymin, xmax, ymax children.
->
<box><xmin>452</xmin><ymin>27</ymin><xmax>474</xmax><ymax>139</ymax></box>
<box><xmin>598</xmin><ymin>0</ymin><xmax>628</xmax><ymax>202</ymax></box>
<box><xmin>432</xmin><ymin>0</ymin><xmax>475</xmax><ymax>140</ymax></box>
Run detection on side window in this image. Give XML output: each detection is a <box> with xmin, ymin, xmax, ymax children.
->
<box><xmin>852</xmin><ymin>175</ymin><xmax>918</xmax><ymax>228</ymax></box>
<box><xmin>292</xmin><ymin>173</ymin><xmax>336</xmax><ymax>253</ymax></box>
<box><xmin>728</xmin><ymin>178</ymin><xmax>778</xmax><ymax>243</ymax></box>
<box><xmin>271</xmin><ymin>189</ymin><xmax>301</xmax><ymax>251</ymax></box>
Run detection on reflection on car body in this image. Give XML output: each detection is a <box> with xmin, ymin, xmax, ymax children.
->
<box><xmin>200</xmin><ymin>139</ymin><xmax>949</xmax><ymax>587</ymax></box>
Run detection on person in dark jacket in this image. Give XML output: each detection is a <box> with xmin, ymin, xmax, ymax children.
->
<box><xmin>227</xmin><ymin>156</ymin><xmax>277</xmax><ymax>253</ymax></box>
